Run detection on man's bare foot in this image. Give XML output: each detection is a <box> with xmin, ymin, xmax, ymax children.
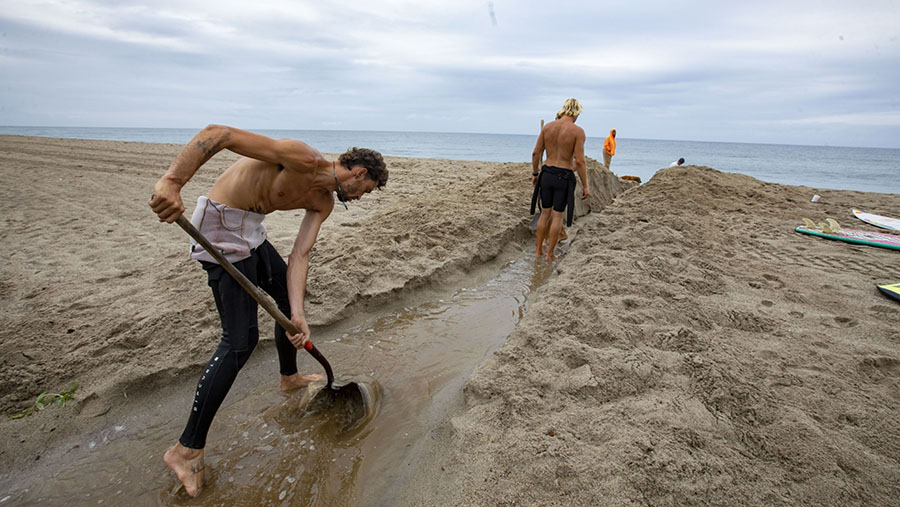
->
<box><xmin>559</xmin><ymin>228</ymin><xmax>568</xmax><ymax>241</ymax></box>
<box><xmin>163</xmin><ymin>442</ymin><xmax>205</xmax><ymax>497</ymax></box>
<box><xmin>545</xmin><ymin>252</ymin><xmax>557</xmax><ymax>261</ymax></box>
<box><xmin>279</xmin><ymin>373</ymin><xmax>325</xmax><ymax>392</ymax></box>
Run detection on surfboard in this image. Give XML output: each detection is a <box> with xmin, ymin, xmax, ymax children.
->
<box><xmin>795</xmin><ymin>225</ymin><xmax>900</xmax><ymax>251</ymax></box>
<box><xmin>852</xmin><ymin>209</ymin><xmax>900</xmax><ymax>232</ymax></box>
<box><xmin>877</xmin><ymin>283</ymin><xmax>900</xmax><ymax>303</ymax></box>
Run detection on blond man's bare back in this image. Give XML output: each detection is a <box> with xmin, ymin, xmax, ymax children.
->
<box><xmin>538</xmin><ymin>118</ymin><xmax>585</xmax><ymax>169</ymax></box>
<box><xmin>531</xmin><ymin>113</ymin><xmax>588</xmax><ymax>262</ymax></box>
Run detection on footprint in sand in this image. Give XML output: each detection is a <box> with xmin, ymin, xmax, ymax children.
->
<box><xmin>748</xmin><ymin>274</ymin><xmax>785</xmax><ymax>291</ymax></box>
<box><xmin>832</xmin><ymin>316</ymin><xmax>858</xmax><ymax>328</ymax></box>
<box><xmin>762</xmin><ymin>274</ymin><xmax>785</xmax><ymax>289</ymax></box>
<box><xmin>858</xmin><ymin>356</ymin><xmax>900</xmax><ymax>376</ymax></box>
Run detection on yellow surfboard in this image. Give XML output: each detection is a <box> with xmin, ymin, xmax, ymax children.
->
<box><xmin>877</xmin><ymin>283</ymin><xmax>900</xmax><ymax>303</ymax></box>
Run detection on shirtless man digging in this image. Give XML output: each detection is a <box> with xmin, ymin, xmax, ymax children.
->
<box><xmin>530</xmin><ymin>98</ymin><xmax>589</xmax><ymax>260</ymax></box>
<box><xmin>149</xmin><ymin>125</ymin><xmax>388</xmax><ymax>496</ymax></box>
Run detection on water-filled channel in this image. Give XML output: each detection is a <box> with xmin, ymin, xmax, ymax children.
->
<box><xmin>3</xmin><ymin>245</ymin><xmax>558</xmax><ymax>505</ymax></box>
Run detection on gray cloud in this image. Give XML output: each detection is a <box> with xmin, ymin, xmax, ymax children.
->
<box><xmin>1</xmin><ymin>0</ymin><xmax>898</xmax><ymax>147</ymax></box>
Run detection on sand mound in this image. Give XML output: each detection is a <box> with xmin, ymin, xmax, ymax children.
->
<box><xmin>404</xmin><ymin>166</ymin><xmax>900</xmax><ymax>505</ymax></box>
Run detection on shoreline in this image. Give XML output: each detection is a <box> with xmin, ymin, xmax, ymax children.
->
<box><xmin>2</xmin><ymin>132</ymin><xmax>898</xmax><ymax>195</ymax></box>
<box><xmin>4</xmin><ymin>128</ymin><xmax>900</xmax><ymax>151</ymax></box>
<box><xmin>1</xmin><ymin>136</ymin><xmax>899</xmax><ymax>504</ymax></box>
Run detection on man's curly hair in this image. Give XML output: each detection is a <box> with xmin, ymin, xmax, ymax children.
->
<box><xmin>339</xmin><ymin>147</ymin><xmax>388</xmax><ymax>189</ymax></box>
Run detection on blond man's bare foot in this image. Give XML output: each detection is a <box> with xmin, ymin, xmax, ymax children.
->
<box><xmin>279</xmin><ymin>373</ymin><xmax>325</xmax><ymax>392</ymax></box>
<box><xmin>545</xmin><ymin>252</ymin><xmax>557</xmax><ymax>261</ymax></box>
<box><xmin>163</xmin><ymin>442</ymin><xmax>205</xmax><ymax>497</ymax></box>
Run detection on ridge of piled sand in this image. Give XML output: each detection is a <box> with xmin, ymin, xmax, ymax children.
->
<box><xmin>401</xmin><ymin>166</ymin><xmax>900</xmax><ymax>505</ymax></box>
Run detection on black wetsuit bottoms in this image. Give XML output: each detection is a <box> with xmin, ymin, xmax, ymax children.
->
<box><xmin>530</xmin><ymin>164</ymin><xmax>577</xmax><ymax>226</ymax></box>
<box><xmin>179</xmin><ymin>240</ymin><xmax>298</xmax><ymax>449</ymax></box>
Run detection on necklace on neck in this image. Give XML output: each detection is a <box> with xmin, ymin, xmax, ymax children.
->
<box><xmin>333</xmin><ymin>161</ymin><xmax>348</xmax><ymax>210</ymax></box>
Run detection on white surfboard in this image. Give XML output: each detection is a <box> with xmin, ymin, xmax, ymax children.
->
<box><xmin>852</xmin><ymin>209</ymin><xmax>900</xmax><ymax>232</ymax></box>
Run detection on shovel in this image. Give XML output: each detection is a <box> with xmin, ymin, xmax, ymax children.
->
<box><xmin>175</xmin><ymin>215</ymin><xmax>372</xmax><ymax>430</ymax></box>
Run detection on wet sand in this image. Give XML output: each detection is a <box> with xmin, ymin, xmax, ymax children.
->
<box><xmin>1</xmin><ymin>247</ymin><xmax>552</xmax><ymax>505</ymax></box>
<box><xmin>1</xmin><ymin>135</ymin><xmax>900</xmax><ymax>505</ymax></box>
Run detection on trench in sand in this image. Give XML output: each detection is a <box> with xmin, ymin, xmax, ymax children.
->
<box><xmin>1</xmin><ymin>239</ymin><xmax>564</xmax><ymax>506</ymax></box>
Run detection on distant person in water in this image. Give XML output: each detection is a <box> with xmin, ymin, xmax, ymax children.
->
<box><xmin>603</xmin><ymin>128</ymin><xmax>616</xmax><ymax>168</ymax></box>
<box><xmin>149</xmin><ymin>125</ymin><xmax>388</xmax><ymax>497</ymax></box>
<box><xmin>669</xmin><ymin>157</ymin><xmax>685</xmax><ymax>167</ymax></box>
<box><xmin>530</xmin><ymin>98</ymin><xmax>589</xmax><ymax>261</ymax></box>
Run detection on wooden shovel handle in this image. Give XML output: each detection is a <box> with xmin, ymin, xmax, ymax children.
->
<box><xmin>175</xmin><ymin>214</ymin><xmax>335</xmax><ymax>386</ymax></box>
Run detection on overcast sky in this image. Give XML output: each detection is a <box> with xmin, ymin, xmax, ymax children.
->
<box><xmin>2</xmin><ymin>0</ymin><xmax>899</xmax><ymax>148</ymax></box>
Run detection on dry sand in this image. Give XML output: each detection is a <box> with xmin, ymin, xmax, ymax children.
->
<box><xmin>1</xmin><ymin>135</ymin><xmax>899</xmax><ymax>505</ymax></box>
<box><xmin>402</xmin><ymin>166</ymin><xmax>900</xmax><ymax>506</ymax></box>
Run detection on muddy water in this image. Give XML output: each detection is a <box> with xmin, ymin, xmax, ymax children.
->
<box><xmin>3</xmin><ymin>246</ymin><xmax>557</xmax><ymax>506</ymax></box>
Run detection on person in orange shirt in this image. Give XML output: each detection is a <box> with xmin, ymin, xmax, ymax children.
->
<box><xmin>602</xmin><ymin>129</ymin><xmax>616</xmax><ymax>168</ymax></box>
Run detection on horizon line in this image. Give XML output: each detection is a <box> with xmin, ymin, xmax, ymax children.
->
<box><xmin>0</xmin><ymin>125</ymin><xmax>897</xmax><ymax>151</ymax></box>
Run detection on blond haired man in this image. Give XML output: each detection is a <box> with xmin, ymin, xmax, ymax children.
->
<box><xmin>530</xmin><ymin>99</ymin><xmax>589</xmax><ymax>260</ymax></box>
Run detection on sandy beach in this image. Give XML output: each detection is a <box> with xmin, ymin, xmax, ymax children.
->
<box><xmin>1</xmin><ymin>135</ymin><xmax>899</xmax><ymax>505</ymax></box>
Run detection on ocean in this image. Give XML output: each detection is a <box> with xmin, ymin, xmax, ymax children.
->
<box><xmin>1</xmin><ymin>126</ymin><xmax>898</xmax><ymax>194</ymax></box>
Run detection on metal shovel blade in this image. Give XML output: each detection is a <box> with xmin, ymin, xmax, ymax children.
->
<box><xmin>306</xmin><ymin>381</ymin><xmax>374</xmax><ymax>432</ymax></box>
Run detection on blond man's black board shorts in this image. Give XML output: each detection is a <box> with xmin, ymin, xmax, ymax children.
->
<box><xmin>530</xmin><ymin>164</ymin><xmax>576</xmax><ymax>226</ymax></box>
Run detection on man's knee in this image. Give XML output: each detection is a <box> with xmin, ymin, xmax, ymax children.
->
<box><xmin>233</xmin><ymin>332</ymin><xmax>259</xmax><ymax>370</ymax></box>
<box><xmin>222</xmin><ymin>325</ymin><xmax>259</xmax><ymax>355</ymax></box>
